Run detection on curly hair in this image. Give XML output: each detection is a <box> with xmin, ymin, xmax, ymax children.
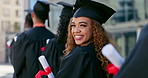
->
<box><xmin>64</xmin><ymin>18</ymin><xmax>77</xmax><ymax>56</ymax></box>
<box><xmin>65</xmin><ymin>18</ymin><xmax>115</xmax><ymax>78</ymax></box>
<box><xmin>56</xmin><ymin>15</ymin><xmax>71</xmax><ymax>45</ymax></box>
<box><xmin>92</xmin><ymin>20</ymin><xmax>111</xmax><ymax>78</ymax></box>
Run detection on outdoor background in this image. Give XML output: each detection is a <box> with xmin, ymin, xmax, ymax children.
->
<box><xmin>0</xmin><ymin>0</ymin><xmax>148</xmax><ymax>78</ymax></box>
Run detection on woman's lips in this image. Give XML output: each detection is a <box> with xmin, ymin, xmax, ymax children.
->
<box><xmin>74</xmin><ymin>35</ymin><xmax>84</xmax><ymax>40</ymax></box>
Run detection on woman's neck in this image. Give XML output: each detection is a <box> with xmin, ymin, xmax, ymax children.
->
<box><xmin>80</xmin><ymin>40</ymin><xmax>94</xmax><ymax>46</ymax></box>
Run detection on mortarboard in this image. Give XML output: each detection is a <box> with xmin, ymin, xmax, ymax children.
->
<box><xmin>73</xmin><ymin>0</ymin><xmax>116</xmax><ymax>24</ymax></box>
<box><xmin>24</xmin><ymin>9</ymin><xmax>33</xmax><ymax>14</ymax></box>
<box><xmin>57</xmin><ymin>1</ymin><xmax>74</xmax><ymax>18</ymax></box>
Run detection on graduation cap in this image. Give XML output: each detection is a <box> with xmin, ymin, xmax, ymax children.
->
<box><xmin>57</xmin><ymin>1</ymin><xmax>74</xmax><ymax>18</ymax></box>
<box><xmin>73</xmin><ymin>0</ymin><xmax>116</xmax><ymax>24</ymax></box>
<box><xmin>24</xmin><ymin>9</ymin><xmax>33</xmax><ymax>13</ymax></box>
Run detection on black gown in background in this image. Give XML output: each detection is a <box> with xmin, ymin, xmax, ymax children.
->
<box><xmin>114</xmin><ymin>24</ymin><xmax>148</xmax><ymax>78</ymax></box>
<box><xmin>10</xmin><ymin>27</ymin><xmax>55</xmax><ymax>78</ymax></box>
<box><xmin>55</xmin><ymin>43</ymin><xmax>107</xmax><ymax>78</ymax></box>
<box><xmin>43</xmin><ymin>38</ymin><xmax>64</xmax><ymax>75</ymax></box>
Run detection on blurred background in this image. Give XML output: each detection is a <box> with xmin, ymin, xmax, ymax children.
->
<box><xmin>0</xmin><ymin>0</ymin><xmax>148</xmax><ymax>77</ymax></box>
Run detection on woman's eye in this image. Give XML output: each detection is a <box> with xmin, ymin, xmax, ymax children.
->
<box><xmin>80</xmin><ymin>25</ymin><xmax>87</xmax><ymax>27</ymax></box>
<box><xmin>70</xmin><ymin>25</ymin><xmax>76</xmax><ymax>27</ymax></box>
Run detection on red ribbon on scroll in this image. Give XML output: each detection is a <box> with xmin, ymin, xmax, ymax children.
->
<box><xmin>106</xmin><ymin>63</ymin><xmax>119</xmax><ymax>76</ymax></box>
<box><xmin>35</xmin><ymin>67</ymin><xmax>52</xmax><ymax>78</ymax></box>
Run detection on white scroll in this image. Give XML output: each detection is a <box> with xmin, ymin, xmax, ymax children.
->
<box><xmin>101</xmin><ymin>43</ymin><xmax>124</xmax><ymax>68</ymax></box>
<box><xmin>38</xmin><ymin>55</ymin><xmax>55</xmax><ymax>78</ymax></box>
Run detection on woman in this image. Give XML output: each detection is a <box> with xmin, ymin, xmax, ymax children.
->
<box><xmin>55</xmin><ymin>0</ymin><xmax>116</xmax><ymax>78</ymax></box>
<box><xmin>42</xmin><ymin>1</ymin><xmax>73</xmax><ymax>76</ymax></box>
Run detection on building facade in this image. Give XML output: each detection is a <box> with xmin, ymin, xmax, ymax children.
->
<box><xmin>0</xmin><ymin>0</ymin><xmax>23</xmax><ymax>63</ymax></box>
<box><xmin>102</xmin><ymin>0</ymin><xmax>148</xmax><ymax>58</ymax></box>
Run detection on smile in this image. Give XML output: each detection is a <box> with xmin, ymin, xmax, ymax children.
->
<box><xmin>74</xmin><ymin>35</ymin><xmax>84</xmax><ymax>40</ymax></box>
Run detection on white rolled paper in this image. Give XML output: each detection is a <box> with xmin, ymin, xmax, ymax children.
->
<box><xmin>101</xmin><ymin>43</ymin><xmax>124</xmax><ymax>68</ymax></box>
<box><xmin>38</xmin><ymin>55</ymin><xmax>55</xmax><ymax>78</ymax></box>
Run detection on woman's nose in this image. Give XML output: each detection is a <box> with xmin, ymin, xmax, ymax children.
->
<box><xmin>73</xmin><ymin>27</ymin><xmax>81</xmax><ymax>33</ymax></box>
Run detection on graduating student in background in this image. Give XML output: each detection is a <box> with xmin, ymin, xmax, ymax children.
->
<box><xmin>114</xmin><ymin>24</ymin><xmax>148</xmax><ymax>78</ymax></box>
<box><xmin>24</xmin><ymin>10</ymin><xmax>33</xmax><ymax>31</ymax></box>
<box><xmin>42</xmin><ymin>1</ymin><xmax>73</xmax><ymax>76</ymax></box>
<box><xmin>9</xmin><ymin>10</ymin><xmax>33</xmax><ymax>61</ymax></box>
<box><xmin>55</xmin><ymin>0</ymin><xmax>116</xmax><ymax>78</ymax></box>
<box><xmin>10</xmin><ymin>1</ymin><xmax>55</xmax><ymax>78</ymax></box>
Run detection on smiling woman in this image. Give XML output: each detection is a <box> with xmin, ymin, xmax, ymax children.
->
<box><xmin>55</xmin><ymin>0</ymin><xmax>116</xmax><ymax>78</ymax></box>
<box><xmin>70</xmin><ymin>17</ymin><xmax>93</xmax><ymax>46</ymax></box>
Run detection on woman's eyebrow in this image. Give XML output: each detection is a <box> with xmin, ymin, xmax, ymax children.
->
<box><xmin>70</xmin><ymin>22</ymin><xmax>75</xmax><ymax>24</ymax></box>
<box><xmin>79</xmin><ymin>22</ymin><xmax>87</xmax><ymax>24</ymax></box>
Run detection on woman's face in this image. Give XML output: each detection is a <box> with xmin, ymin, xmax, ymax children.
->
<box><xmin>70</xmin><ymin>17</ymin><xmax>93</xmax><ymax>46</ymax></box>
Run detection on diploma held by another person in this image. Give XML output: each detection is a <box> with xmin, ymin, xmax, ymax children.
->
<box><xmin>36</xmin><ymin>55</ymin><xmax>55</xmax><ymax>78</ymax></box>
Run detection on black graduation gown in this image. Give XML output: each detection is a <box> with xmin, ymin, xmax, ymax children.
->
<box><xmin>55</xmin><ymin>43</ymin><xmax>107</xmax><ymax>78</ymax></box>
<box><xmin>114</xmin><ymin>24</ymin><xmax>148</xmax><ymax>78</ymax></box>
<box><xmin>42</xmin><ymin>38</ymin><xmax>64</xmax><ymax>76</ymax></box>
<box><xmin>10</xmin><ymin>27</ymin><xmax>55</xmax><ymax>78</ymax></box>
<box><xmin>9</xmin><ymin>29</ymin><xmax>31</xmax><ymax>64</ymax></box>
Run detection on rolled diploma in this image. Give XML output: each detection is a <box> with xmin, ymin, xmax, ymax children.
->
<box><xmin>101</xmin><ymin>43</ymin><xmax>124</xmax><ymax>68</ymax></box>
<box><xmin>38</xmin><ymin>55</ymin><xmax>55</xmax><ymax>78</ymax></box>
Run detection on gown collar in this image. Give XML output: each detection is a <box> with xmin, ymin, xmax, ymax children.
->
<box><xmin>33</xmin><ymin>23</ymin><xmax>45</xmax><ymax>27</ymax></box>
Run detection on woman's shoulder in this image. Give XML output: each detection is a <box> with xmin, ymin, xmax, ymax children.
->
<box><xmin>71</xmin><ymin>43</ymin><xmax>95</xmax><ymax>55</ymax></box>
